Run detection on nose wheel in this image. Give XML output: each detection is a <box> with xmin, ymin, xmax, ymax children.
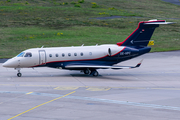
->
<box><xmin>17</xmin><ymin>73</ymin><xmax>22</xmax><ymax>77</ymax></box>
<box><xmin>15</xmin><ymin>68</ymin><xmax>22</xmax><ymax>77</ymax></box>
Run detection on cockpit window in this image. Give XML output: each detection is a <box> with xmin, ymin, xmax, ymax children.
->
<box><xmin>24</xmin><ymin>52</ymin><xmax>32</xmax><ymax>57</ymax></box>
<box><xmin>17</xmin><ymin>52</ymin><xmax>25</xmax><ymax>57</ymax></box>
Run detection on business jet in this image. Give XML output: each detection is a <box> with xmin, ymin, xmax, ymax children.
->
<box><xmin>2</xmin><ymin>19</ymin><xmax>174</xmax><ymax>77</ymax></box>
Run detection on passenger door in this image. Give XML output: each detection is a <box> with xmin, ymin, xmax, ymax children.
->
<box><xmin>39</xmin><ymin>50</ymin><xmax>46</xmax><ymax>65</ymax></box>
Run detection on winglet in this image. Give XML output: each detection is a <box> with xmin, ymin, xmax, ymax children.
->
<box><xmin>133</xmin><ymin>59</ymin><xmax>143</xmax><ymax>68</ymax></box>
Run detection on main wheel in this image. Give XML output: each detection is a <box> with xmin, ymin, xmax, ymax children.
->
<box><xmin>84</xmin><ymin>69</ymin><xmax>90</xmax><ymax>75</ymax></box>
<box><xmin>92</xmin><ymin>71</ymin><xmax>99</xmax><ymax>76</ymax></box>
<box><xmin>17</xmin><ymin>73</ymin><xmax>22</xmax><ymax>77</ymax></box>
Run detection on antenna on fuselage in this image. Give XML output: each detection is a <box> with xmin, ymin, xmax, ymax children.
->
<box><xmin>81</xmin><ymin>44</ymin><xmax>84</xmax><ymax>46</ymax></box>
<box><xmin>41</xmin><ymin>45</ymin><xmax>44</xmax><ymax>48</ymax></box>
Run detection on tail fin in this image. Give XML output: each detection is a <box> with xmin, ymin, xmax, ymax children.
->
<box><xmin>117</xmin><ymin>20</ymin><xmax>174</xmax><ymax>47</ymax></box>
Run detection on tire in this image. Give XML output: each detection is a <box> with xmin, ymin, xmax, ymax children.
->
<box><xmin>17</xmin><ymin>73</ymin><xmax>22</xmax><ymax>77</ymax></box>
<box><xmin>92</xmin><ymin>71</ymin><xmax>98</xmax><ymax>76</ymax></box>
<box><xmin>84</xmin><ymin>69</ymin><xmax>90</xmax><ymax>74</ymax></box>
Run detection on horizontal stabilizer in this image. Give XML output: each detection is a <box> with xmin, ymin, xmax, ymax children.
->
<box><xmin>144</xmin><ymin>19</ymin><xmax>175</xmax><ymax>25</ymax></box>
<box><xmin>144</xmin><ymin>22</ymin><xmax>175</xmax><ymax>25</ymax></box>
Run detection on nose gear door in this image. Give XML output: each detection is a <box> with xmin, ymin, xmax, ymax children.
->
<box><xmin>39</xmin><ymin>50</ymin><xmax>46</xmax><ymax>65</ymax></box>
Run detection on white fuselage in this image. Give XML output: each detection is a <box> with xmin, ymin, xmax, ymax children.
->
<box><xmin>3</xmin><ymin>44</ymin><xmax>125</xmax><ymax>68</ymax></box>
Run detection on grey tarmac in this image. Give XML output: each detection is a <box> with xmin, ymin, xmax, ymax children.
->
<box><xmin>0</xmin><ymin>51</ymin><xmax>180</xmax><ymax>120</ymax></box>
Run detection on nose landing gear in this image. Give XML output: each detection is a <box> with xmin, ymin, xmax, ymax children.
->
<box><xmin>15</xmin><ymin>68</ymin><xmax>22</xmax><ymax>77</ymax></box>
<box><xmin>17</xmin><ymin>73</ymin><xmax>22</xmax><ymax>77</ymax></box>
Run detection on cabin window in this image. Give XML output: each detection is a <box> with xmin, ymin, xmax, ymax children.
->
<box><xmin>62</xmin><ymin>53</ymin><xmax>65</xmax><ymax>57</ymax></box>
<box><xmin>68</xmin><ymin>53</ymin><xmax>71</xmax><ymax>56</ymax></box>
<box><xmin>80</xmin><ymin>52</ymin><xmax>83</xmax><ymax>56</ymax></box>
<box><xmin>49</xmin><ymin>54</ymin><xmax>52</xmax><ymax>57</ymax></box>
<box><xmin>74</xmin><ymin>53</ymin><xmax>77</xmax><ymax>56</ymax></box>
<box><xmin>17</xmin><ymin>52</ymin><xmax>25</xmax><ymax>57</ymax></box>
<box><xmin>56</xmin><ymin>54</ymin><xmax>58</xmax><ymax>57</ymax></box>
<box><xmin>89</xmin><ymin>52</ymin><xmax>92</xmax><ymax>55</ymax></box>
<box><xmin>24</xmin><ymin>52</ymin><xmax>32</xmax><ymax>57</ymax></box>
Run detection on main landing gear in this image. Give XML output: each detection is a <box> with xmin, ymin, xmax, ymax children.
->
<box><xmin>83</xmin><ymin>69</ymin><xmax>99</xmax><ymax>76</ymax></box>
<box><xmin>91</xmin><ymin>70</ymin><xmax>99</xmax><ymax>76</ymax></box>
<box><xmin>15</xmin><ymin>68</ymin><xmax>22</xmax><ymax>77</ymax></box>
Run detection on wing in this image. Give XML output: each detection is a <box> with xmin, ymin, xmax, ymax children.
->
<box><xmin>65</xmin><ymin>60</ymin><xmax>143</xmax><ymax>70</ymax></box>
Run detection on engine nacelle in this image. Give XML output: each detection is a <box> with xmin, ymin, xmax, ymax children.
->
<box><xmin>108</xmin><ymin>46</ymin><xmax>141</xmax><ymax>57</ymax></box>
<box><xmin>107</xmin><ymin>46</ymin><xmax>125</xmax><ymax>56</ymax></box>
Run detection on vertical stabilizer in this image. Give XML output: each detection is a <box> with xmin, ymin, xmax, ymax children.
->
<box><xmin>117</xmin><ymin>20</ymin><xmax>174</xmax><ymax>47</ymax></box>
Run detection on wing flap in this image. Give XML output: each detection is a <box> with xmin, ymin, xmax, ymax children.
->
<box><xmin>65</xmin><ymin>60</ymin><xmax>143</xmax><ymax>69</ymax></box>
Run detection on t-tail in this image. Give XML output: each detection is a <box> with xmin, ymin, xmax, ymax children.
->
<box><xmin>117</xmin><ymin>19</ymin><xmax>174</xmax><ymax>47</ymax></box>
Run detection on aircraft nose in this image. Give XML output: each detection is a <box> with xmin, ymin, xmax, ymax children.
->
<box><xmin>2</xmin><ymin>60</ymin><xmax>10</xmax><ymax>67</ymax></box>
<box><xmin>2</xmin><ymin>59</ymin><xmax>18</xmax><ymax>68</ymax></box>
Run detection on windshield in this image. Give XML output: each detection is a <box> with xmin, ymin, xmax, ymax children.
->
<box><xmin>17</xmin><ymin>52</ymin><xmax>25</xmax><ymax>57</ymax></box>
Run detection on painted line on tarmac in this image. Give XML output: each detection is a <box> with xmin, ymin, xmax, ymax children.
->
<box><xmin>67</xmin><ymin>96</ymin><xmax>180</xmax><ymax>111</ymax></box>
<box><xmin>0</xmin><ymin>84</ymin><xmax>15</xmax><ymax>86</ymax></box>
<box><xmin>0</xmin><ymin>91</ymin><xmax>27</xmax><ymax>94</ymax></box>
<box><xmin>86</xmin><ymin>87</ymin><xmax>111</xmax><ymax>91</ymax></box>
<box><xmin>1</xmin><ymin>91</ymin><xmax>180</xmax><ymax>111</ymax></box>
<box><xmin>54</xmin><ymin>87</ymin><xmax>79</xmax><ymax>90</ymax></box>
<box><xmin>20</xmin><ymin>84</ymin><xmax>57</xmax><ymax>87</ymax></box>
<box><xmin>115</xmin><ymin>87</ymin><xmax>180</xmax><ymax>91</ymax></box>
<box><xmin>26</xmin><ymin>92</ymin><xmax>33</xmax><ymax>95</ymax></box>
<box><xmin>7</xmin><ymin>91</ymin><xmax>76</xmax><ymax>120</ymax></box>
<box><xmin>2</xmin><ymin>83</ymin><xmax>180</xmax><ymax>91</ymax></box>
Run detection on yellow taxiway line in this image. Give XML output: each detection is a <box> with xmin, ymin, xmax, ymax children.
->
<box><xmin>26</xmin><ymin>92</ymin><xmax>33</xmax><ymax>95</ymax></box>
<box><xmin>7</xmin><ymin>91</ymin><xmax>76</xmax><ymax>120</ymax></box>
